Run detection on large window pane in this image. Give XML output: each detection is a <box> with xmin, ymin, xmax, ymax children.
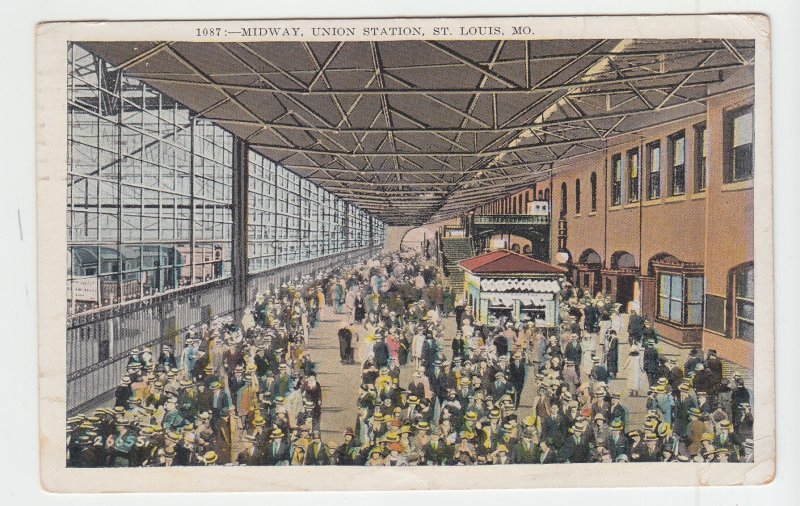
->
<box><xmin>67</xmin><ymin>43</ymin><xmax>233</xmax><ymax>315</ymax></box>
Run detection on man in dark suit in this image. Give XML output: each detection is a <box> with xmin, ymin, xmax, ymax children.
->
<box><xmin>590</xmin><ymin>357</ymin><xmax>609</xmax><ymax>384</ymax></box>
<box><xmin>508</xmin><ymin>351</ymin><xmax>527</xmax><ymax>408</ymax></box>
<box><xmin>608</xmin><ymin>392</ymin><xmax>628</xmax><ymax>430</ymax></box>
<box><xmin>606</xmin><ymin>331</ymin><xmax>619</xmax><ymax>378</ymax></box>
<box><xmin>511</xmin><ymin>430</ymin><xmax>541</xmax><ymax>464</ymax></box>
<box><xmin>539</xmin><ymin>437</ymin><xmax>558</xmax><ymax>464</ymax></box>
<box><xmin>114</xmin><ymin>376</ymin><xmax>133</xmax><ymax>409</ymax></box>
<box><xmin>373</xmin><ymin>335</ymin><xmax>390</xmax><ymax>368</ymax></box>
<box><xmin>490</xmin><ymin>371</ymin><xmax>511</xmax><ymax>403</ymax></box>
<box><xmin>683</xmin><ymin>348</ymin><xmax>701</xmax><ymax>373</ymax></box>
<box><xmin>210</xmin><ymin>380</ymin><xmax>232</xmax><ymax>433</ymax></box>
<box><xmin>559</xmin><ymin>422</ymin><xmax>591</xmax><ymax>463</ymax></box>
<box><xmin>237</xmin><ymin>434</ymin><xmax>260</xmax><ymax>465</ymax></box>
<box><xmin>421</xmin><ymin>335</ymin><xmax>438</xmax><ymax>378</ymax></box>
<box><xmin>626</xmin><ymin>430</ymin><xmax>646</xmax><ymax>461</ymax></box>
<box><xmin>705</xmin><ymin>350</ymin><xmax>724</xmax><ymax>395</ymax></box>
<box><xmin>693</xmin><ymin>363</ymin><xmax>714</xmax><ymax>395</ymax></box>
<box><xmin>422</xmin><ymin>431</ymin><xmax>452</xmax><ymax>465</ymax></box>
<box><xmin>158</xmin><ymin>345</ymin><xmax>178</xmax><ymax>370</ymax></box>
<box><xmin>430</xmin><ymin>362</ymin><xmax>449</xmax><ymax>402</ymax></box>
<box><xmin>607</xmin><ymin>420</ymin><xmax>629</xmax><ymax>460</ymax></box>
<box><xmin>542</xmin><ymin>404</ymin><xmax>566</xmax><ymax>449</ymax></box>
<box><xmin>627</xmin><ymin>310</ymin><xmax>645</xmax><ymax>345</ymax></box>
<box><xmin>335</xmin><ymin>428</ymin><xmax>360</xmax><ymax>465</ymax></box>
<box><xmin>643</xmin><ymin>341</ymin><xmax>660</xmax><ymax>386</ymax></box>
<box><xmin>337</xmin><ymin>324</ymin><xmax>353</xmax><ymax>364</ymax></box>
<box><xmin>452</xmin><ymin>332</ymin><xmax>467</xmax><ymax>361</ymax></box>
<box><xmin>304</xmin><ymin>432</ymin><xmax>331</xmax><ymax>465</ymax></box>
<box><xmin>264</xmin><ymin>428</ymin><xmax>290</xmax><ymax>465</ymax></box>
<box><xmin>564</xmin><ymin>336</ymin><xmax>582</xmax><ymax>378</ymax></box>
<box><xmin>636</xmin><ymin>433</ymin><xmax>661</xmax><ymax>462</ymax></box>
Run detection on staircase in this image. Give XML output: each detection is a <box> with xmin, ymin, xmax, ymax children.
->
<box><xmin>440</xmin><ymin>237</ymin><xmax>474</xmax><ymax>293</ymax></box>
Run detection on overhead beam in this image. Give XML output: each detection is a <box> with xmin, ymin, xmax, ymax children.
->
<box><xmin>250</xmin><ymin>134</ymin><xmax>606</xmax><ymax>156</ymax></box>
<box><xmin>425</xmin><ymin>40</ymin><xmax>520</xmax><ymax>88</ymax></box>
<box><xmin>124</xmin><ymin>44</ymin><xmax>751</xmax><ymax>77</ymax></box>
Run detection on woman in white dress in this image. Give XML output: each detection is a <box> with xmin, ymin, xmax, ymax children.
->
<box><xmin>580</xmin><ymin>333</ymin><xmax>596</xmax><ymax>377</ymax></box>
<box><xmin>610</xmin><ymin>303</ymin><xmax>624</xmax><ymax>334</ymax></box>
<box><xmin>623</xmin><ymin>344</ymin><xmax>647</xmax><ymax>397</ymax></box>
<box><xmin>351</xmin><ymin>326</ymin><xmax>362</xmax><ymax>365</ymax></box>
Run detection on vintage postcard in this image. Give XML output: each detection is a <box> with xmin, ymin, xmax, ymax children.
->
<box><xmin>36</xmin><ymin>15</ymin><xmax>774</xmax><ymax>491</ymax></box>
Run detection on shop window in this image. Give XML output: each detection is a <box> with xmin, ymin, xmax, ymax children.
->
<box><xmin>731</xmin><ymin>263</ymin><xmax>754</xmax><ymax>342</ymax></box>
<box><xmin>724</xmin><ymin>105</ymin><xmax>754</xmax><ymax>183</ymax></box>
<box><xmin>694</xmin><ymin>123</ymin><xmax>707</xmax><ymax>192</ymax></box>
<box><xmin>627</xmin><ymin>148</ymin><xmax>640</xmax><ymax>203</ymax></box>
<box><xmin>590</xmin><ymin>172</ymin><xmax>597</xmax><ymax>212</ymax></box>
<box><xmin>658</xmin><ymin>272</ymin><xmax>704</xmax><ymax>326</ymax></box>
<box><xmin>611</xmin><ymin>155</ymin><xmax>622</xmax><ymax>205</ymax></box>
<box><xmin>647</xmin><ymin>141</ymin><xmax>661</xmax><ymax>200</ymax></box>
<box><xmin>669</xmin><ymin>131</ymin><xmax>686</xmax><ymax>195</ymax></box>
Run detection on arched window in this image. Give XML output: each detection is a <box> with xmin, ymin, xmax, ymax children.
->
<box><xmin>575</xmin><ymin>179</ymin><xmax>581</xmax><ymax>214</ymax></box>
<box><xmin>518</xmin><ymin>194</ymin><xmax>524</xmax><ymax>214</ymax></box>
<box><xmin>560</xmin><ymin>182</ymin><xmax>568</xmax><ymax>216</ymax></box>
<box><xmin>544</xmin><ymin>188</ymin><xmax>550</xmax><ymax>201</ymax></box>
<box><xmin>611</xmin><ymin>251</ymin><xmax>637</xmax><ymax>269</ymax></box>
<box><xmin>590</xmin><ymin>172</ymin><xmax>597</xmax><ymax>212</ymax></box>
<box><xmin>538</xmin><ymin>190</ymin><xmax>543</xmax><ymax>199</ymax></box>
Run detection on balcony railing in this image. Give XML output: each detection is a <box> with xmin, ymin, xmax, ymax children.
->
<box><xmin>473</xmin><ymin>214</ymin><xmax>550</xmax><ymax>226</ymax></box>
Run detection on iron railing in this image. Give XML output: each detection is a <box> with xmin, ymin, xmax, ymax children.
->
<box><xmin>66</xmin><ymin>245</ymin><xmax>381</xmax><ymax>414</ymax></box>
<box><xmin>473</xmin><ymin>214</ymin><xmax>550</xmax><ymax>225</ymax></box>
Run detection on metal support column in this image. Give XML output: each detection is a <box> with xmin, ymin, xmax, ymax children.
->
<box><xmin>231</xmin><ymin>137</ymin><xmax>250</xmax><ymax>322</ymax></box>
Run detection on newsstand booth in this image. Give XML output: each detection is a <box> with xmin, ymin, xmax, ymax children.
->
<box><xmin>458</xmin><ymin>250</ymin><xmax>566</xmax><ymax>327</ymax></box>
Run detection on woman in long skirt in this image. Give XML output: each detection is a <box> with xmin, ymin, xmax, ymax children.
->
<box><xmin>353</xmin><ymin>293</ymin><xmax>367</xmax><ymax>324</ymax></box>
<box><xmin>580</xmin><ymin>334</ymin><xmax>596</xmax><ymax>377</ymax></box>
<box><xmin>624</xmin><ymin>344</ymin><xmax>647</xmax><ymax>397</ymax></box>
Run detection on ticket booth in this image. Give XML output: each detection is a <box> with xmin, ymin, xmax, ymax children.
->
<box><xmin>459</xmin><ymin>250</ymin><xmax>566</xmax><ymax>328</ymax></box>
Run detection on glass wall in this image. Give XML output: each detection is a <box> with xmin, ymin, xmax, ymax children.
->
<box><xmin>68</xmin><ymin>43</ymin><xmax>233</xmax><ymax>316</ymax></box>
<box><xmin>247</xmin><ymin>150</ymin><xmax>383</xmax><ymax>274</ymax></box>
<box><xmin>68</xmin><ymin>43</ymin><xmax>385</xmax><ymax>315</ymax></box>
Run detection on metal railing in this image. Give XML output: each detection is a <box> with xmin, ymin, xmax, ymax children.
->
<box><xmin>66</xmin><ymin>245</ymin><xmax>382</xmax><ymax>414</ymax></box>
<box><xmin>473</xmin><ymin>214</ymin><xmax>550</xmax><ymax>225</ymax></box>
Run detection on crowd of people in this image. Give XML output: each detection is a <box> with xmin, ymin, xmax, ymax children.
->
<box><xmin>66</xmin><ymin>252</ymin><xmax>754</xmax><ymax>466</ymax></box>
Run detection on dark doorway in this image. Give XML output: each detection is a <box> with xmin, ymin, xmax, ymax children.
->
<box><xmin>616</xmin><ymin>276</ymin><xmax>635</xmax><ymax>312</ymax></box>
<box><xmin>594</xmin><ymin>273</ymin><xmax>603</xmax><ymax>298</ymax></box>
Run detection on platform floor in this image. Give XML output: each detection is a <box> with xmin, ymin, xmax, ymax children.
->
<box><xmin>306</xmin><ymin>308</ymin><xmax>692</xmax><ymax>443</ymax></box>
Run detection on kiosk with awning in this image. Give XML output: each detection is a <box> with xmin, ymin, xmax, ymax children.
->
<box><xmin>458</xmin><ymin>250</ymin><xmax>566</xmax><ymax>327</ymax></box>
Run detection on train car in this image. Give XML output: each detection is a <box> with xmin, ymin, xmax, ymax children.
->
<box><xmin>68</xmin><ymin>245</ymin><xmax>187</xmax><ymax>310</ymax></box>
